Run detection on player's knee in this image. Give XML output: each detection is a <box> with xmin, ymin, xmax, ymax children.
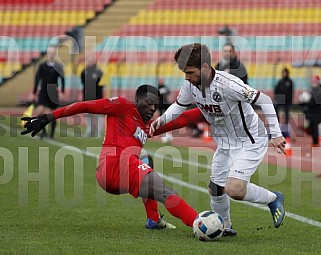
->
<box><xmin>144</xmin><ymin>171</ymin><xmax>177</xmax><ymax>203</ymax></box>
<box><xmin>169</xmin><ymin>188</ymin><xmax>178</xmax><ymax>197</ymax></box>
<box><xmin>208</xmin><ymin>181</ymin><xmax>224</xmax><ymax>196</ymax></box>
<box><xmin>163</xmin><ymin>186</ymin><xmax>178</xmax><ymax>199</ymax></box>
<box><xmin>156</xmin><ymin>185</ymin><xmax>177</xmax><ymax>204</ymax></box>
<box><xmin>224</xmin><ymin>181</ymin><xmax>246</xmax><ymax>200</ymax></box>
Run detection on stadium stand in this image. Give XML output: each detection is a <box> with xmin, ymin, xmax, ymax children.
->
<box><xmin>0</xmin><ymin>0</ymin><xmax>112</xmax><ymax>84</ymax></box>
<box><xmin>1</xmin><ymin>0</ymin><xmax>321</xmax><ymax>105</ymax></box>
<box><xmin>92</xmin><ymin>0</ymin><xmax>321</xmax><ymax>100</ymax></box>
<box><xmin>0</xmin><ymin>0</ymin><xmax>155</xmax><ymax>106</ymax></box>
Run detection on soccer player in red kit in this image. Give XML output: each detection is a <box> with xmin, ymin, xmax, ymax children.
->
<box><xmin>21</xmin><ymin>85</ymin><xmax>199</xmax><ymax>229</ymax></box>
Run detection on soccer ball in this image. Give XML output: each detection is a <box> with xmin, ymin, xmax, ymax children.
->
<box><xmin>193</xmin><ymin>211</ymin><xmax>224</xmax><ymax>241</ymax></box>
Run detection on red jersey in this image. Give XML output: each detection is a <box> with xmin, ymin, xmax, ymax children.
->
<box><xmin>52</xmin><ymin>96</ymin><xmax>203</xmax><ymax>197</ymax></box>
<box><xmin>53</xmin><ymin>97</ymin><xmax>150</xmax><ymax>156</ymax></box>
<box><xmin>101</xmin><ymin>97</ymin><xmax>151</xmax><ymax>156</ymax></box>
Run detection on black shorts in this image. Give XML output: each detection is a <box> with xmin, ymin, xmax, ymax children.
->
<box><xmin>38</xmin><ymin>92</ymin><xmax>58</xmax><ymax>109</ymax></box>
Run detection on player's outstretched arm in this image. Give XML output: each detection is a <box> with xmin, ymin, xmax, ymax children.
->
<box><xmin>52</xmin><ymin>99</ymin><xmax>109</xmax><ymax>119</ymax></box>
<box><xmin>21</xmin><ymin>98</ymin><xmax>123</xmax><ymax>137</ymax></box>
<box><xmin>149</xmin><ymin>102</ymin><xmax>187</xmax><ymax>137</ymax></box>
<box><xmin>153</xmin><ymin>108</ymin><xmax>203</xmax><ymax>137</ymax></box>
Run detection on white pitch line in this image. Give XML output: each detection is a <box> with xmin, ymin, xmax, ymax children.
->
<box><xmin>4</xmin><ymin>123</ymin><xmax>321</xmax><ymax>228</ymax></box>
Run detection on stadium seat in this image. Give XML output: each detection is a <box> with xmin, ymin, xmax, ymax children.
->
<box><xmin>2</xmin><ymin>0</ymin><xmax>320</xmax><ymax>95</ymax></box>
<box><xmin>96</xmin><ymin>0</ymin><xmax>321</xmax><ymax>92</ymax></box>
<box><xmin>0</xmin><ymin>0</ymin><xmax>108</xmax><ymax>83</ymax></box>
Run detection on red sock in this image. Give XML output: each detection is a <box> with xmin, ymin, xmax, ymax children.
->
<box><xmin>142</xmin><ymin>198</ymin><xmax>159</xmax><ymax>222</ymax></box>
<box><xmin>164</xmin><ymin>194</ymin><xmax>198</xmax><ymax>227</ymax></box>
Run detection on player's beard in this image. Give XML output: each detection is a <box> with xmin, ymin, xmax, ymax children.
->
<box><xmin>202</xmin><ymin>71</ymin><xmax>211</xmax><ymax>86</ymax></box>
<box><xmin>192</xmin><ymin>77</ymin><xmax>201</xmax><ymax>86</ymax></box>
<box><xmin>201</xmin><ymin>70</ymin><xmax>213</xmax><ymax>98</ymax></box>
<box><xmin>191</xmin><ymin>72</ymin><xmax>211</xmax><ymax>98</ymax></box>
<box><xmin>190</xmin><ymin>74</ymin><xmax>202</xmax><ymax>87</ymax></box>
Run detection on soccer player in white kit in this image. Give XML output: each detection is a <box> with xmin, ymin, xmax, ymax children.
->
<box><xmin>150</xmin><ymin>43</ymin><xmax>286</xmax><ymax>236</ymax></box>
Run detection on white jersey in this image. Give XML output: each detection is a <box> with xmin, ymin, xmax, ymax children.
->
<box><xmin>176</xmin><ymin>70</ymin><xmax>267</xmax><ymax>149</ymax></box>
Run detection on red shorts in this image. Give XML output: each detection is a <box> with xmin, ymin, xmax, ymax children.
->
<box><xmin>96</xmin><ymin>149</ymin><xmax>153</xmax><ymax>198</ymax></box>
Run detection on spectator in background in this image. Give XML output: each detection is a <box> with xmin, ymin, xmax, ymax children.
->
<box><xmin>274</xmin><ymin>68</ymin><xmax>294</xmax><ymax>125</ymax></box>
<box><xmin>304</xmin><ymin>75</ymin><xmax>321</xmax><ymax>146</ymax></box>
<box><xmin>157</xmin><ymin>79</ymin><xmax>172</xmax><ymax>143</ymax></box>
<box><xmin>81</xmin><ymin>54</ymin><xmax>104</xmax><ymax>137</ymax></box>
<box><xmin>33</xmin><ymin>46</ymin><xmax>65</xmax><ymax>139</ymax></box>
<box><xmin>217</xmin><ymin>25</ymin><xmax>235</xmax><ymax>42</ymax></box>
<box><xmin>215</xmin><ymin>43</ymin><xmax>248</xmax><ymax>84</ymax></box>
<box><xmin>157</xmin><ymin>79</ymin><xmax>170</xmax><ymax>115</ymax></box>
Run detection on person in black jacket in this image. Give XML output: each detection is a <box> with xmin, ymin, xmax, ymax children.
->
<box><xmin>157</xmin><ymin>79</ymin><xmax>170</xmax><ymax>115</ymax></box>
<box><xmin>80</xmin><ymin>55</ymin><xmax>104</xmax><ymax>137</ymax></box>
<box><xmin>305</xmin><ymin>75</ymin><xmax>321</xmax><ymax>146</ymax></box>
<box><xmin>157</xmin><ymin>79</ymin><xmax>173</xmax><ymax>143</ymax></box>
<box><xmin>215</xmin><ymin>43</ymin><xmax>248</xmax><ymax>84</ymax></box>
<box><xmin>274</xmin><ymin>68</ymin><xmax>294</xmax><ymax>124</ymax></box>
<box><xmin>33</xmin><ymin>46</ymin><xmax>65</xmax><ymax>139</ymax></box>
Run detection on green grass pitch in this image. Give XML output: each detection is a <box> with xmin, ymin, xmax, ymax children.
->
<box><xmin>0</xmin><ymin>116</ymin><xmax>321</xmax><ymax>254</ymax></box>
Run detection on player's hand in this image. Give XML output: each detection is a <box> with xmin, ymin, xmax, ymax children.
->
<box><xmin>20</xmin><ymin>114</ymin><xmax>51</xmax><ymax>137</ymax></box>
<box><xmin>149</xmin><ymin>116</ymin><xmax>164</xmax><ymax>138</ymax></box>
<box><xmin>269</xmin><ymin>136</ymin><xmax>286</xmax><ymax>155</ymax></box>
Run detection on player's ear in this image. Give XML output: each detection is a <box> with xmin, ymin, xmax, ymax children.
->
<box><xmin>202</xmin><ymin>63</ymin><xmax>210</xmax><ymax>71</ymax></box>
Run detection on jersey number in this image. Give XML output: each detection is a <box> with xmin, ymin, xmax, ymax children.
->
<box><xmin>138</xmin><ymin>163</ymin><xmax>150</xmax><ymax>171</ymax></box>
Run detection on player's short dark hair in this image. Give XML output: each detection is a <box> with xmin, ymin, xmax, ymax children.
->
<box><xmin>136</xmin><ymin>84</ymin><xmax>159</xmax><ymax>98</ymax></box>
<box><xmin>174</xmin><ymin>43</ymin><xmax>211</xmax><ymax>71</ymax></box>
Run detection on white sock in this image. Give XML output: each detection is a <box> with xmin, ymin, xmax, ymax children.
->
<box><xmin>210</xmin><ymin>194</ymin><xmax>231</xmax><ymax>228</ymax></box>
<box><xmin>243</xmin><ymin>183</ymin><xmax>276</xmax><ymax>204</ymax></box>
